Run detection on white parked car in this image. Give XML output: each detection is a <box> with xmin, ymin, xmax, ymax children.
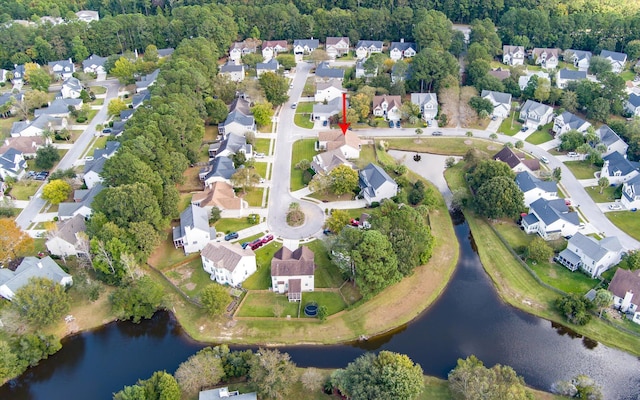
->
<box><xmin>540</xmin><ymin>156</ymin><xmax>549</xmax><ymax>164</ymax></box>
<box><xmin>609</xmin><ymin>203</ymin><xmax>622</xmax><ymax>210</ymax></box>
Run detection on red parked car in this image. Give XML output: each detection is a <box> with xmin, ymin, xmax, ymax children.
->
<box><xmin>261</xmin><ymin>234</ymin><xmax>274</xmax><ymax>244</ymax></box>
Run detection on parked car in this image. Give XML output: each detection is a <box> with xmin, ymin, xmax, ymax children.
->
<box><xmin>250</xmin><ymin>238</ymin><xmax>263</xmax><ymax>250</ymax></box>
<box><xmin>350</xmin><ymin>218</ymin><xmax>360</xmax><ymax>227</ymax></box>
<box><xmin>491</xmin><ymin>115</ymin><xmax>498</xmax><ymax>121</ymax></box>
<box><xmin>567</xmin><ymin>152</ymin><xmax>578</xmax><ymax>157</ymax></box>
<box><xmin>388</xmin><ymin>121</ymin><xmax>394</xmax><ymax>128</ymax></box>
<box><xmin>395</xmin><ymin>120</ymin><xmax>401</xmax><ymax>128</ymax></box>
<box><xmin>432</xmin><ymin>131</ymin><xmax>443</xmax><ymax>136</ymax></box>
<box><xmin>254</xmin><ymin>152</ymin><xmax>265</xmax><ymax>158</ymax></box>
<box><xmin>241</xmin><ymin>242</ymin><xmax>250</xmax><ymax>249</ymax></box>
<box><xmin>540</xmin><ymin>156</ymin><xmax>549</xmax><ymax>164</ymax></box>
<box><xmin>34</xmin><ymin>171</ymin><xmax>49</xmax><ymax>181</ymax></box>
<box><xmin>322</xmin><ymin>229</ymin><xmax>332</xmax><ymax>235</ymax></box>
<box><xmin>84</xmin><ymin>156</ymin><xmax>94</xmax><ymax>161</ymax></box>
<box><xmin>609</xmin><ymin>203</ymin><xmax>622</xmax><ymax>210</ymax></box>
<box><xmin>291</xmin><ymin>103</ymin><xmax>297</xmax><ymax>109</ymax></box>
<box><xmin>102</xmin><ymin>128</ymin><xmax>112</xmax><ymax>134</ymax></box>
<box><xmin>564</xmin><ymin>199</ymin><xmax>572</xmax><ymax>206</ymax></box>
<box><xmin>322</xmin><ymin>120</ymin><xmax>328</xmax><ymax>127</ymax></box>
<box><xmin>261</xmin><ymin>234</ymin><xmax>274</xmax><ymax>244</ymax></box>
<box><xmin>224</xmin><ymin>232</ymin><xmax>239</xmax><ymax>241</ymax></box>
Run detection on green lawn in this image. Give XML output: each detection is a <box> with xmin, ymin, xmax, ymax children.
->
<box><xmin>498</xmin><ymin>110</ymin><xmax>523</xmax><ymax>136</ymax></box>
<box><xmin>178</xmin><ymin>193</ymin><xmax>193</xmax><ymax>212</ymax></box>
<box><xmin>296</xmin><ymin>101</ymin><xmax>314</xmax><ymax>113</ymax></box>
<box><xmin>242</xmin><ymin>262</ymin><xmax>272</xmax><ymax>290</ymax></box>
<box><xmin>90</xmin><ymin>86</ymin><xmax>107</xmax><ymax>94</ymax></box>
<box><xmin>493</xmin><ymin>220</ymin><xmax>534</xmax><ymax>253</ymax></box>
<box><xmin>236</xmin><ymin>291</ymin><xmax>300</xmax><ymax>317</ymax></box>
<box><xmin>620</xmin><ymin>70</ymin><xmax>636</xmax><ymax>81</ymax></box>
<box><xmin>254</xmin><ymin>162</ymin><xmax>268</xmax><ymax>179</ymax></box>
<box><xmin>585</xmin><ymin>185</ymin><xmax>619</xmax><ymax>203</ymax></box>
<box><xmin>254</xmin><ymin>138</ymin><xmax>271</xmax><ymax>155</ymax></box>
<box><xmin>294</xmin><ymin>113</ymin><xmax>314</xmax><ymax>129</ymax></box>
<box><xmin>355</xmin><ymin>143</ymin><xmax>377</xmax><ymax>168</ymax></box>
<box><xmin>8</xmin><ymin>180</ymin><xmax>42</xmax><ymax>200</ymax></box>
<box><xmin>243</xmin><ymin>188</ymin><xmax>263</xmax><ymax>207</ymax></box>
<box><xmin>173</xmin><ymin>258</ymin><xmax>214</xmax><ymax>298</ymax></box>
<box><xmin>564</xmin><ymin>161</ymin><xmax>599</xmax><ymax>179</ymax></box>
<box><xmin>306</xmin><ymin>239</ymin><xmax>344</xmax><ymax>288</ymax></box>
<box><xmin>386</xmin><ymin>137</ymin><xmax>497</xmax><ymax>156</ymax></box>
<box><xmin>214</xmin><ymin>218</ymin><xmax>256</xmax><ymax>234</ymax></box>
<box><xmin>607</xmin><ymin>211</ymin><xmax>640</xmax><ymax>241</ymax></box>
<box><xmin>147</xmin><ymin>230</ymin><xmax>198</xmax><ymax>271</ymax></box>
<box><xmin>86</xmin><ymin>136</ymin><xmax>109</xmax><ymax>156</ymax></box>
<box><xmin>93</xmin><ymin>98</ymin><xmax>104</xmax><ymax>105</ymax></box>
<box><xmin>290</xmin><ymin>139</ymin><xmax>318</xmax><ymax>191</ymax></box>
<box><xmin>528</xmin><ymin>259</ymin><xmax>599</xmax><ymax>295</ymax></box>
<box><xmin>526</xmin><ymin>129</ymin><xmax>553</xmax><ymax>145</ymax></box>
<box><xmin>302</xmin><ymin>291</ymin><xmax>347</xmax><ymax>315</ymax></box>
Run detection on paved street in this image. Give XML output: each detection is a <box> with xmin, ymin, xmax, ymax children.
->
<box><xmin>15</xmin><ymin>79</ymin><xmax>121</xmax><ymax>231</ymax></box>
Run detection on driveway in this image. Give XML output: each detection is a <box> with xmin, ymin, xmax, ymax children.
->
<box><xmin>388</xmin><ymin>150</ymin><xmax>456</xmax><ymax>205</ymax></box>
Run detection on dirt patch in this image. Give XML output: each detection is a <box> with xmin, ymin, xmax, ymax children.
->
<box><xmin>464</xmin><ymin>140</ymin><xmax>473</xmax><ymax>145</ymax></box>
<box><xmin>184</xmin><ymin>282</ymin><xmax>196</xmax><ymax>291</ymax></box>
<box><xmin>487</xmin><ymin>145</ymin><xmax>499</xmax><ymax>151</ymax></box>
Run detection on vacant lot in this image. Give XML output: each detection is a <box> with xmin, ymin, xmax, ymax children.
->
<box><xmin>564</xmin><ymin>160</ymin><xmax>599</xmax><ymax>179</ymax></box>
<box><xmin>607</xmin><ymin>211</ymin><xmax>640</xmax><ymax>241</ymax></box>
<box><xmin>290</xmin><ymin>139</ymin><xmax>318</xmax><ymax>191</ymax></box>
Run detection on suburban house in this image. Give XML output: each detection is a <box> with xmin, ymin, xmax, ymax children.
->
<box><xmin>200</xmin><ymin>242</ymin><xmax>256</xmax><ymax>287</ymax></box>
<box><xmin>0</xmin><ymin>148</ymin><xmax>27</xmax><ymax>180</ymax></box>
<box><xmin>45</xmin><ymin>214</ymin><xmax>87</xmax><ymax>258</ymax></box>
<box><xmin>518</xmin><ymin>71</ymin><xmax>550</xmax><ymax>90</ymax></box>
<box><xmin>131</xmin><ymin>91</ymin><xmax>151</xmax><ymax>109</ymax></box>
<box><xmin>0</xmin><ymin>136</ymin><xmax>45</xmax><ymax>159</ymax></box>
<box><xmin>359</xmin><ymin>163</ymin><xmax>398</xmax><ymax>205</ymax></box>
<box><xmin>621</xmin><ymin>175</ymin><xmax>640</xmax><ymax>209</ymax></box>
<box><xmin>355</xmin><ymin>40</ymin><xmax>383</xmax><ymax>59</ymax></box>
<box><xmin>552</xmin><ymin>111</ymin><xmax>591</xmax><ymax>135</ymax></box>
<box><xmin>596</xmin><ymin>125</ymin><xmax>628</xmax><ymax>157</ymax></box>
<box><xmin>600</xmin><ymin>50</ymin><xmax>627</xmax><ymax>73</ymax></box>
<box><xmin>372</xmin><ymin>95</ymin><xmax>402</xmax><ymax>121</ymax></box>
<box><xmin>256</xmin><ymin>58</ymin><xmax>279</xmax><ymax>78</ymax></box>
<box><xmin>83</xmin><ymin>141</ymin><xmax>120</xmax><ymax>189</ymax></box>
<box><xmin>293</xmin><ymin>38</ymin><xmax>319</xmax><ymax>61</ymax></box>
<box><xmin>411</xmin><ymin>93</ymin><xmax>438</xmax><ymax>121</ymax></box>
<box><xmin>519</xmin><ymin>99</ymin><xmax>554</xmax><ymax>129</ymax></box>
<box><xmin>488</xmin><ymin>68</ymin><xmax>511</xmax><ymax>81</ymax></box>
<box><xmin>157</xmin><ymin>48</ymin><xmax>174</xmax><ymax>58</ymax></box>
<box><xmin>0</xmin><ymin>92</ymin><xmax>21</xmax><ymax>116</ymax></box>
<box><xmin>173</xmin><ymin>205</ymin><xmax>215</xmax><ymax>255</ymax></box>
<box><xmin>316</xmin><ymin>130</ymin><xmax>361</xmax><ymax>159</ymax></box>
<box><xmin>215</xmin><ymin>133</ymin><xmax>252</xmax><ymax>160</ymax></box>
<box><xmin>261</xmin><ymin>40</ymin><xmax>288</xmax><ymax>61</ymax></box>
<box><xmin>480</xmin><ymin>90</ymin><xmax>512</xmax><ymax>118</ymax></box>
<box><xmin>34</xmin><ymin>98</ymin><xmax>82</xmax><ymax>118</ymax></box>
<box><xmin>556</xmin><ymin>68</ymin><xmax>588</xmax><ymax>89</ymax></box>
<box><xmin>201</xmin><ymin>156</ymin><xmax>236</xmax><ymax>187</ymax></box>
<box><xmin>311</xmin><ymin>149</ymin><xmax>355</xmax><ymax>175</ymax></box>
<box><xmin>515</xmin><ymin>171</ymin><xmax>558</xmax><ymax>207</ymax></box>
<box><xmin>314</xmin><ymin>80</ymin><xmax>345</xmax><ymax>102</ymax></box>
<box><xmin>389</xmin><ymin>40</ymin><xmax>416</xmax><ymax>61</ymax></box>
<box><xmin>135</xmin><ymin>69</ymin><xmax>160</xmax><ymax>93</ymax></box>
<box><xmin>609</xmin><ymin>269</ymin><xmax>640</xmax><ymax>324</ymax></box>
<box><xmin>503</xmin><ymin>45</ymin><xmax>525</xmax><ymax>66</ymax></box>
<box><xmin>120</xmin><ymin>108</ymin><xmax>134</xmax><ymax>121</ymax></box>
<box><xmin>355</xmin><ymin>59</ymin><xmax>376</xmax><ymax>79</ymax></box>
<box><xmin>219</xmin><ymin>62</ymin><xmax>245</xmax><ymax>82</ymax></box>
<box><xmin>199</xmin><ymin>387</ymin><xmax>257</xmax><ymax>400</ymax></box>
<box><xmin>48</xmin><ymin>58</ymin><xmax>75</xmax><ymax>80</ymax></box>
<box><xmin>0</xmin><ymin>256</ymin><xmax>73</xmax><ymax>301</ymax></box>
<box><xmin>82</xmin><ymin>54</ymin><xmax>107</xmax><ymax>74</ymax></box>
<box><xmin>58</xmin><ymin>184</ymin><xmax>103</xmax><ymax>221</ymax></box>
<box><xmin>229</xmin><ymin>40</ymin><xmax>258</xmax><ymax>64</ymax></box>
<box><xmin>61</xmin><ymin>77</ymin><xmax>83</xmax><ymax>99</ymax></box>
<box><xmin>315</xmin><ymin>62</ymin><xmax>344</xmax><ymax>82</ymax></box>
<box><xmin>218</xmin><ymin>97</ymin><xmax>256</xmax><ymax>136</ymax></box>
<box><xmin>40</xmin><ymin>16</ymin><xmax>64</xmax><ymax>25</ymax></box>
<box><xmin>325</xmin><ymin>37</ymin><xmax>350</xmax><ymax>59</ymax></box>
<box><xmin>390</xmin><ymin>62</ymin><xmax>411</xmax><ymax>84</ymax></box>
<box><xmin>521</xmin><ymin>198</ymin><xmax>580</xmax><ymax>240</ymax></box>
<box><xmin>76</xmin><ymin>10</ymin><xmax>99</xmax><ymax>23</ymax></box>
<box><xmin>11</xmin><ymin>115</ymin><xmax>67</xmax><ymax>137</ymax></box>
<box><xmin>556</xmin><ymin>233</ymin><xmax>623</xmax><ymax>278</ymax></box>
<box><xmin>532</xmin><ymin>48</ymin><xmax>560</xmax><ymax>70</ymax></box>
<box><xmin>564</xmin><ymin>49</ymin><xmax>592</xmax><ymax>72</ymax></box>
<box><xmin>493</xmin><ymin>147</ymin><xmax>540</xmax><ymax>173</ymax></box>
<box><xmin>600</xmin><ymin>151</ymin><xmax>639</xmax><ymax>185</ymax></box>
<box><xmin>271</xmin><ymin>246</ymin><xmax>315</xmax><ymax>302</ymax></box>
<box><xmin>191</xmin><ymin>181</ymin><xmax>245</xmax><ymax>217</ymax></box>
<box><xmin>312</xmin><ymin>97</ymin><xmax>343</xmax><ymax>123</ymax></box>
<box><xmin>625</xmin><ymin>93</ymin><xmax>640</xmax><ymax>117</ymax></box>
<box><xmin>12</xmin><ymin>64</ymin><xmax>25</xmax><ymax>84</ymax></box>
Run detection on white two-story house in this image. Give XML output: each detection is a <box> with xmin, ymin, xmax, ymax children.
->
<box><xmin>411</xmin><ymin>93</ymin><xmax>438</xmax><ymax>121</ymax></box>
<box><xmin>521</xmin><ymin>198</ymin><xmax>580</xmax><ymax>240</ymax></box>
<box><xmin>609</xmin><ymin>268</ymin><xmax>640</xmax><ymax>324</ymax></box>
<box><xmin>200</xmin><ymin>241</ymin><xmax>257</xmax><ymax>287</ymax></box>
<box><xmin>515</xmin><ymin>171</ymin><xmax>558</xmax><ymax>207</ymax></box>
<box><xmin>519</xmin><ymin>100</ymin><xmax>553</xmax><ymax>129</ymax></box>
<box><xmin>621</xmin><ymin>175</ymin><xmax>640</xmax><ymax>210</ymax></box>
<box><xmin>172</xmin><ymin>205</ymin><xmax>216</xmax><ymax>255</ymax></box>
<box><xmin>271</xmin><ymin>246</ymin><xmax>315</xmax><ymax>302</ymax></box>
<box><xmin>556</xmin><ymin>233</ymin><xmax>623</xmax><ymax>278</ymax></box>
<box><xmin>503</xmin><ymin>45</ymin><xmax>525</xmax><ymax>66</ymax></box>
<box><xmin>372</xmin><ymin>95</ymin><xmax>402</xmax><ymax>121</ymax></box>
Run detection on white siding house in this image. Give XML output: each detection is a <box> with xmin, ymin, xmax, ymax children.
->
<box><xmin>200</xmin><ymin>242</ymin><xmax>257</xmax><ymax>287</ymax></box>
<box><xmin>172</xmin><ymin>205</ymin><xmax>216</xmax><ymax>255</ymax></box>
<box><xmin>0</xmin><ymin>256</ymin><xmax>73</xmax><ymax>300</ymax></box>
<box><xmin>609</xmin><ymin>269</ymin><xmax>640</xmax><ymax>324</ymax></box>
<box><xmin>271</xmin><ymin>246</ymin><xmax>315</xmax><ymax>302</ymax></box>
<box><xmin>556</xmin><ymin>233</ymin><xmax>623</xmax><ymax>278</ymax></box>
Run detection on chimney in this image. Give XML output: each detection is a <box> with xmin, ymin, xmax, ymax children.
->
<box><xmin>400</xmin><ymin>38</ymin><xmax>404</xmax><ymax>43</ymax></box>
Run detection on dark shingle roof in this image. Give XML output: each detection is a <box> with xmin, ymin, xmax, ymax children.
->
<box><xmin>271</xmin><ymin>246</ymin><xmax>315</xmax><ymax>277</ymax></box>
<box><xmin>603</xmin><ymin>152</ymin><xmax>638</xmax><ymax>176</ymax></box>
<box><xmin>316</xmin><ymin>62</ymin><xmax>344</xmax><ymax>79</ymax></box>
<box><xmin>515</xmin><ymin>171</ymin><xmax>557</xmax><ymax>193</ymax></box>
<box><xmin>558</xmin><ymin>68</ymin><xmax>587</xmax><ymax>81</ymax></box>
<box><xmin>359</xmin><ymin>163</ymin><xmax>394</xmax><ymax>191</ymax></box>
<box><xmin>530</xmin><ymin>198</ymin><xmax>579</xmax><ymax>226</ymax></box>
<box><xmin>609</xmin><ymin>268</ymin><xmax>640</xmax><ymax>302</ymax></box>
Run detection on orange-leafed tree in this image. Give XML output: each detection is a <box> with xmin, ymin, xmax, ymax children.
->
<box><xmin>0</xmin><ymin>218</ymin><xmax>34</xmax><ymax>264</ymax></box>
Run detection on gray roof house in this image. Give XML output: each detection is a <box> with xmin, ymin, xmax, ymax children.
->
<box><xmin>135</xmin><ymin>69</ymin><xmax>160</xmax><ymax>93</ymax></box>
<box><xmin>315</xmin><ymin>62</ymin><xmax>344</xmax><ymax>81</ymax></box>
<box><xmin>355</xmin><ymin>40</ymin><xmax>383</xmax><ymax>59</ymax></box>
<box><xmin>600</xmin><ymin>50</ymin><xmax>627</xmax><ymax>73</ymax></box>
<box><xmin>219</xmin><ymin>62</ymin><xmax>245</xmax><ymax>82</ymax></box>
<box><xmin>45</xmin><ymin>214</ymin><xmax>87</xmax><ymax>257</ymax></box>
<box><xmin>312</xmin><ymin>97</ymin><xmax>343</xmax><ymax>122</ymax></box>
<box><xmin>552</xmin><ymin>111</ymin><xmax>591</xmax><ymax>135</ymax></box>
<box><xmin>131</xmin><ymin>91</ymin><xmax>151</xmax><ymax>109</ymax></box>
<box><xmin>256</xmin><ymin>58</ymin><xmax>279</xmax><ymax>78</ymax></box>
<box><xmin>201</xmin><ymin>156</ymin><xmax>236</xmax><ymax>187</ymax></box>
<box><xmin>0</xmin><ymin>148</ymin><xmax>27</xmax><ymax>180</ymax></box>
<box><xmin>519</xmin><ymin>99</ymin><xmax>554</xmax><ymax>128</ymax></box>
<box><xmin>411</xmin><ymin>93</ymin><xmax>438</xmax><ymax>121</ymax></box>
<box><xmin>596</xmin><ymin>125</ymin><xmax>628</xmax><ymax>157</ymax></box>
<box><xmin>521</xmin><ymin>198</ymin><xmax>580</xmax><ymax>240</ymax></box>
<box><xmin>119</xmin><ymin>108</ymin><xmax>134</xmax><ymax>121</ymax></box>
<box><xmin>82</xmin><ymin>54</ymin><xmax>107</xmax><ymax>74</ymax></box>
<box><xmin>609</xmin><ymin>268</ymin><xmax>640</xmax><ymax>324</ymax></box>
<box><xmin>199</xmin><ymin>387</ymin><xmax>257</xmax><ymax>400</ymax></box>
<box><xmin>58</xmin><ymin>183</ymin><xmax>103</xmax><ymax>221</ymax></box>
<box><xmin>83</xmin><ymin>141</ymin><xmax>120</xmax><ymax>189</ymax></box>
<box><xmin>0</xmin><ymin>256</ymin><xmax>73</xmax><ymax>300</ymax></box>
<box><xmin>172</xmin><ymin>204</ymin><xmax>215</xmax><ymax>255</ymax></box>
<box><xmin>480</xmin><ymin>90</ymin><xmax>512</xmax><ymax>118</ymax></box>
<box><xmin>34</xmin><ymin>98</ymin><xmax>82</xmax><ymax>118</ymax></box>
<box><xmin>215</xmin><ymin>133</ymin><xmax>252</xmax><ymax>159</ymax></box>
<box><xmin>293</xmin><ymin>39</ymin><xmax>319</xmax><ymax>54</ymax></box>
<box><xmin>359</xmin><ymin>163</ymin><xmax>398</xmax><ymax>205</ymax></box>
<box><xmin>600</xmin><ymin>152</ymin><xmax>639</xmax><ymax>184</ymax></box>
<box><xmin>625</xmin><ymin>93</ymin><xmax>640</xmax><ymax>117</ymax></box>
<box><xmin>621</xmin><ymin>174</ymin><xmax>640</xmax><ymax>210</ymax></box>
<box><xmin>11</xmin><ymin>114</ymin><xmax>67</xmax><ymax>137</ymax></box>
<box><xmin>556</xmin><ymin>233</ymin><xmax>623</xmax><ymax>278</ymax></box>
<box><xmin>111</xmin><ymin>120</ymin><xmax>126</xmax><ymax>136</ymax></box>
<box><xmin>218</xmin><ymin>97</ymin><xmax>255</xmax><ymax>136</ymax></box>
<box><xmin>157</xmin><ymin>48</ymin><xmax>174</xmax><ymax>58</ymax></box>
<box><xmin>60</xmin><ymin>77</ymin><xmax>83</xmax><ymax>99</ymax></box>
<box><xmin>515</xmin><ymin>171</ymin><xmax>558</xmax><ymax>207</ymax></box>
<box><xmin>355</xmin><ymin>59</ymin><xmax>376</xmax><ymax>79</ymax></box>
<box><xmin>389</xmin><ymin>40</ymin><xmax>417</xmax><ymax>61</ymax></box>
<box><xmin>564</xmin><ymin>49</ymin><xmax>592</xmax><ymax>72</ymax></box>
<box><xmin>556</xmin><ymin>68</ymin><xmax>588</xmax><ymax>89</ymax></box>
<box><xmin>48</xmin><ymin>58</ymin><xmax>75</xmax><ymax>79</ymax></box>
<box><xmin>311</xmin><ymin>149</ymin><xmax>354</xmax><ymax>175</ymax></box>
<box><xmin>12</xmin><ymin>64</ymin><xmax>25</xmax><ymax>82</ymax></box>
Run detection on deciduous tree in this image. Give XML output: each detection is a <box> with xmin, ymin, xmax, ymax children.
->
<box><xmin>175</xmin><ymin>347</ymin><xmax>225</xmax><ymax>397</ymax></box>
<box><xmin>325</xmin><ymin>209</ymin><xmax>350</xmax><ymax>233</ymax></box>
<box><xmin>593</xmin><ymin>289</ymin><xmax>613</xmax><ymax>318</ymax></box>
<box><xmin>251</xmin><ymin>101</ymin><xmax>274</xmax><ymax>127</ymax></box>
<box><xmin>525</xmin><ymin>237</ymin><xmax>553</xmax><ymax>263</ymax></box>
<box><xmin>598</xmin><ymin>177</ymin><xmax>609</xmax><ymax>194</ymax></box>
<box><xmin>259</xmin><ymin>72</ymin><xmax>289</xmax><ymax>106</ymax></box>
<box><xmin>35</xmin><ymin>144</ymin><xmax>60</xmax><ymax>170</ymax></box>
<box><xmin>108</xmin><ymin>98</ymin><xmax>129</xmax><ymax>117</ymax></box>
<box><xmin>25</xmin><ymin>67</ymin><xmax>51</xmax><ymax>92</ymax></box>
<box><xmin>42</xmin><ymin>179</ymin><xmax>72</xmax><ymax>205</ymax></box>
<box><xmin>555</xmin><ymin>294</ymin><xmax>594</xmax><ymax>325</ymax></box>
<box><xmin>114</xmin><ymin>371</ymin><xmax>180</xmax><ymax>400</ymax></box>
<box><xmin>231</xmin><ymin>167</ymin><xmax>261</xmax><ymax>194</ymax></box>
<box><xmin>0</xmin><ymin>218</ymin><xmax>34</xmax><ymax>264</ymax></box>
<box><xmin>110</xmin><ymin>276</ymin><xmax>165</xmax><ymax>322</ymax></box>
<box><xmin>199</xmin><ymin>284</ymin><xmax>231</xmax><ymax>317</ymax></box>
<box><xmin>475</xmin><ymin>176</ymin><xmax>524</xmax><ymax>219</ymax></box>
<box><xmin>468</xmin><ymin>159</ymin><xmax>515</xmax><ymax>191</ymax></box>
<box><xmin>12</xmin><ymin>277</ymin><xmax>71</xmax><ymax>326</ymax></box>
<box><xmin>111</xmin><ymin>57</ymin><xmax>136</xmax><ymax>84</ymax></box>
<box><xmin>351</xmin><ymin>229</ymin><xmax>400</xmax><ymax>298</ymax></box>
<box><xmin>448</xmin><ymin>355</ymin><xmax>530</xmax><ymax>400</ymax></box>
<box><xmin>249</xmin><ymin>348</ymin><xmax>297</xmax><ymax>400</ymax></box>
<box><xmin>329</xmin><ymin>165</ymin><xmax>359</xmax><ymax>196</ymax></box>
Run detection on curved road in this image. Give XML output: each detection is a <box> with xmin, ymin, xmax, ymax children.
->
<box><xmin>15</xmin><ymin>79</ymin><xmax>121</xmax><ymax>230</ymax></box>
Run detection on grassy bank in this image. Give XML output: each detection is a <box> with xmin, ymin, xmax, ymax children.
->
<box><xmin>386</xmin><ymin>137</ymin><xmax>501</xmax><ymax>156</ymax></box>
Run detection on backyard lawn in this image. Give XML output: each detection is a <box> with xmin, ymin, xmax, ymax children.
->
<box><xmin>620</xmin><ymin>70</ymin><xmax>636</xmax><ymax>81</ymax></box>
<box><xmin>607</xmin><ymin>211</ymin><xmax>640</xmax><ymax>241</ymax></box>
<box><xmin>497</xmin><ymin>110</ymin><xmax>523</xmax><ymax>136</ymax></box>
<box><xmin>585</xmin><ymin>185</ymin><xmax>619</xmax><ymax>203</ymax></box>
<box><xmin>147</xmin><ymin>230</ymin><xmax>197</xmax><ymax>271</ymax></box>
<box><xmin>306</xmin><ymin>239</ymin><xmax>344</xmax><ymax>288</ymax></box>
<box><xmin>214</xmin><ymin>218</ymin><xmax>256</xmax><ymax>235</ymax></box>
<box><xmin>528</xmin><ymin>259</ymin><xmax>600</xmax><ymax>295</ymax></box>
<box><xmin>236</xmin><ymin>291</ymin><xmax>300</xmax><ymax>317</ymax></box>
<box><xmin>564</xmin><ymin>160</ymin><xmax>599</xmax><ymax>179</ymax></box>
<box><xmin>164</xmin><ymin>257</ymin><xmax>214</xmax><ymax>298</ymax></box>
<box><xmin>526</xmin><ymin>129</ymin><xmax>553</xmax><ymax>145</ymax></box>
<box><xmin>9</xmin><ymin>180</ymin><xmax>42</xmax><ymax>200</ymax></box>
<box><xmin>302</xmin><ymin>291</ymin><xmax>347</xmax><ymax>315</ymax></box>
<box><xmin>290</xmin><ymin>139</ymin><xmax>318</xmax><ymax>191</ymax></box>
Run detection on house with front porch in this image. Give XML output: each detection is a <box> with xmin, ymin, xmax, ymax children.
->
<box><xmin>219</xmin><ymin>62</ymin><xmax>245</xmax><ymax>82</ymax></box>
<box><xmin>480</xmin><ymin>90</ymin><xmax>512</xmax><ymax>118</ymax></box>
<box><xmin>82</xmin><ymin>54</ymin><xmax>107</xmax><ymax>74</ymax></box>
<box><xmin>293</xmin><ymin>38</ymin><xmax>319</xmax><ymax>62</ymax></box>
<box><xmin>45</xmin><ymin>214</ymin><xmax>87</xmax><ymax>258</ymax></box>
<box><xmin>261</xmin><ymin>40</ymin><xmax>288</xmax><ymax>61</ymax></box>
<box><xmin>200</xmin><ymin>242</ymin><xmax>256</xmax><ymax>287</ymax></box>
<box><xmin>609</xmin><ymin>268</ymin><xmax>640</xmax><ymax>324</ymax></box>
<box><xmin>215</xmin><ymin>133</ymin><xmax>252</xmax><ymax>160</ymax></box>
<box><xmin>519</xmin><ymin>99</ymin><xmax>554</xmax><ymax>129</ymax></box>
<box><xmin>600</xmin><ymin>50</ymin><xmax>627</xmax><ymax>73</ymax></box>
<box><xmin>521</xmin><ymin>198</ymin><xmax>580</xmax><ymax>240</ymax></box>
<box><xmin>556</xmin><ymin>233</ymin><xmax>623</xmax><ymax>278</ymax></box>
<box><xmin>600</xmin><ymin>151</ymin><xmax>639</xmax><ymax>185</ymax></box>
<box><xmin>48</xmin><ymin>58</ymin><xmax>75</xmax><ymax>80</ymax></box>
<box><xmin>411</xmin><ymin>93</ymin><xmax>438</xmax><ymax>121</ymax></box>
<box><xmin>389</xmin><ymin>40</ymin><xmax>416</xmax><ymax>61</ymax></box>
<box><xmin>359</xmin><ymin>163</ymin><xmax>398</xmax><ymax>205</ymax></box>
<box><xmin>271</xmin><ymin>246</ymin><xmax>315</xmax><ymax>302</ymax></box>
<box><xmin>532</xmin><ymin>48</ymin><xmax>560</xmax><ymax>70</ymax></box>
<box><xmin>173</xmin><ymin>205</ymin><xmax>215</xmax><ymax>255</ymax></box>
<box><xmin>621</xmin><ymin>174</ymin><xmax>640</xmax><ymax>209</ymax></box>
<box><xmin>596</xmin><ymin>125</ymin><xmax>628</xmax><ymax>157</ymax></box>
<box><xmin>372</xmin><ymin>95</ymin><xmax>402</xmax><ymax>121</ymax></box>
<box><xmin>325</xmin><ymin>37</ymin><xmax>350</xmax><ymax>60</ymax></box>
<box><xmin>0</xmin><ymin>256</ymin><xmax>73</xmax><ymax>301</ymax></box>
<box><xmin>355</xmin><ymin>40</ymin><xmax>383</xmax><ymax>60</ymax></box>
<box><xmin>552</xmin><ymin>111</ymin><xmax>591</xmax><ymax>135</ymax></box>
<box><xmin>564</xmin><ymin>49</ymin><xmax>592</xmax><ymax>72</ymax></box>
<box><xmin>314</xmin><ymin>81</ymin><xmax>345</xmax><ymax>102</ymax></box>
<box><xmin>515</xmin><ymin>171</ymin><xmax>558</xmax><ymax>207</ymax></box>
<box><xmin>503</xmin><ymin>45</ymin><xmax>525</xmax><ymax>66</ymax></box>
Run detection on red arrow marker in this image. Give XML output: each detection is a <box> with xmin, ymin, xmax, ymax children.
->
<box><xmin>338</xmin><ymin>92</ymin><xmax>350</xmax><ymax>135</ymax></box>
